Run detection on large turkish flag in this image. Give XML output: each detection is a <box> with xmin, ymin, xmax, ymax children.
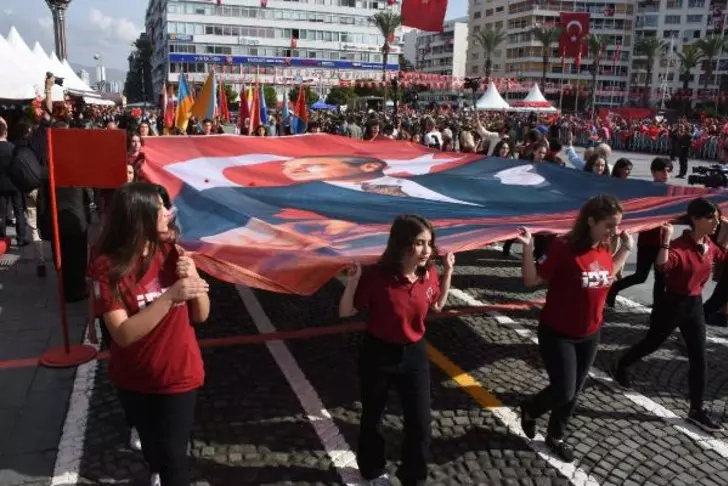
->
<box><xmin>402</xmin><ymin>0</ymin><xmax>447</xmax><ymax>32</ymax></box>
<box><xmin>559</xmin><ymin>12</ymin><xmax>590</xmax><ymax>58</ymax></box>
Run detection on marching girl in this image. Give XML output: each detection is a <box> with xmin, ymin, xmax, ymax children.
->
<box><xmin>339</xmin><ymin>214</ymin><xmax>454</xmax><ymax>486</ymax></box>
<box><xmin>612</xmin><ymin>198</ymin><xmax>728</xmax><ymax>432</ymax></box>
<box><xmin>89</xmin><ymin>182</ymin><xmax>210</xmax><ymax>486</ymax></box>
<box><xmin>516</xmin><ymin>195</ymin><xmax>633</xmax><ymax>462</ymax></box>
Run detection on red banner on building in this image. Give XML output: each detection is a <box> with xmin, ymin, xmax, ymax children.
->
<box><xmin>402</xmin><ymin>0</ymin><xmax>447</xmax><ymax>32</ymax></box>
<box><xmin>559</xmin><ymin>12</ymin><xmax>590</xmax><ymax>58</ymax></box>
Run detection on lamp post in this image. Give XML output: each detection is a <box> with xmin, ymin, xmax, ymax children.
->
<box><xmin>45</xmin><ymin>0</ymin><xmax>72</xmax><ymax>61</ymax></box>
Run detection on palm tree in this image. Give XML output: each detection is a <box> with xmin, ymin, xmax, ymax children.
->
<box><xmin>531</xmin><ymin>25</ymin><xmax>561</xmax><ymax>88</ymax></box>
<box><xmin>696</xmin><ymin>34</ymin><xmax>726</xmax><ymax>89</ymax></box>
<box><xmin>586</xmin><ymin>34</ymin><xmax>607</xmax><ymax>114</ymax></box>
<box><xmin>634</xmin><ymin>38</ymin><xmax>667</xmax><ymax>106</ymax></box>
<box><xmin>676</xmin><ymin>44</ymin><xmax>704</xmax><ymax>112</ymax></box>
<box><xmin>370</xmin><ymin>11</ymin><xmax>402</xmax><ymax>104</ymax></box>
<box><xmin>471</xmin><ymin>28</ymin><xmax>506</xmax><ymax>83</ymax></box>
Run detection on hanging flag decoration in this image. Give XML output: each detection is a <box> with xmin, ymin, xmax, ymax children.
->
<box><xmin>559</xmin><ymin>12</ymin><xmax>590</xmax><ymax>58</ymax></box>
<box><xmin>401</xmin><ymin>0</ymin><xmax>447</xmax><ymax>32</ymax></box>
<box><xmin>175</xmin><ymin>74</ymin><xmax>195</xmax><ymax>132</ymax></box>
<box><xmin>218</xmin><ymin>76</ymin><xmax>230</xmax><ymax>123</ymax></box>
<box><xmin>190</xmin><ymin>72</ymin><xmax>218</xmax><ymax>122</ymax></box>
<box><xmin>291</xmin><ymin>85</ymin><xmax>308</xmax><ymax>134</ymax></box>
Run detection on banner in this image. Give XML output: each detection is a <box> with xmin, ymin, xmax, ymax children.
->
<box><xmin>559</xmin><ymin>12</ymin><xmax>590</xmax><ymax>58</ymax></box>
<box><xmin>142</xmin><ymin>135</ymin><xmax>727</xmax><ymax>295</ymax></box>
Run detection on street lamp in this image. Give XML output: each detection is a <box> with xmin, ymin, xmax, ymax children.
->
<box><xmin>45</xmin><ymin>0</ymin><xmax>72</xmax><ymax>60</ymax></box>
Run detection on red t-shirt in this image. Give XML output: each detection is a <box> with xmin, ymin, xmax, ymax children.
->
<box><xmin>354</xmin><ymin>264</ymin><xmax>441</xmax><ymax>344</ymax></box>
<box><xmin>659</xmin><ymin>231</ymin><xmax>727</xmax><ymax>296</ymax></box>
<box><xmin>89</xmin><ymin>244</ymin><xmax>205</xmax><ymax>394</ymax></box>
<box><xmin>537</xmin><ymin>237</ymin><xmax>614</xmax><ymax>338</ymax></box>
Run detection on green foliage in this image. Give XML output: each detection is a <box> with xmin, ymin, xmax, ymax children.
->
<box><xmin>288</xmin><ymin>85</ymin><xmax>320</xmax><ymax>104</ymax></box>
<box><xmin>223</xmin><ymin>82</ymin><xmax>238</xmax><ymax>104</ymax></box>
<box><xmin>399</xmin><ymin>55</ymin><xmax>415</xmax><ymax>72</ymax></box>
<box><xmin>325</xmin><ymin>86</ymin><xmax>356</xmax><ymax>105</ymax></box>
<box><xmin>263</xmin><ymin>85</ymin><xmax>278</xmax><ymax>109</ymax></box>
<box><xmin>354</xmin><ymin>81</ymin><xmax>384</xmax><ymax>98</ymax></box>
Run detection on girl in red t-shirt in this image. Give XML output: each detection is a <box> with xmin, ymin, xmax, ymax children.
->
<box><xmin>339</xmin><ymin>214</ymin><xmax>454</xmax><ymax>486</ymax></box>
<box><xmin>515</xmin><ymin>195</ymin><xmax>633</xmax><ymax>463</ymax></box>
<box><xmin>89</xmin><ymin>182</ymin><xmax>210</xmax><ymax>486</ymax></box>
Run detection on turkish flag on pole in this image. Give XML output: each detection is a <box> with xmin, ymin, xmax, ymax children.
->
<box><xmin>559</xmin><ymin>12</ymin><xmax>589</xmax><ymax>58</ymax></box>
<box><xmin>402</xmin><ymin>0</ymin><xmax>447</xmax><ymax>32</ymax></box>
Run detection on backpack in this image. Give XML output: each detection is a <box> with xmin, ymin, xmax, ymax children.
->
<box><xmin>7</xmin><ymin>145</ymin><xmax>46</xmax><ymax>193</ymax></box>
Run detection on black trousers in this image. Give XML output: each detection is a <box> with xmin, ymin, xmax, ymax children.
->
<box><xmin>618</xmin><ymin>293</ymin><xmax>706</xmax><ymax>410</ymax></box>
<box><xmin>0</xmin><ymin>191</ymin><xmax>27</xmax><ymax>243</ymax></box>
<box><xmin>704</xmin><ymin>265</ymin><xmax>728</xmax><ymax>319</ymax></box>
<box><xmin>678</xmin><ymin>155</ymin><xmax>689</xmax><ymax>177</ymax></box>
<box><xmin>357</xmin><ymin>334</ymin><xmax>430</xmax><ymax>485</ymax></box>
<box><xmin>51</xmin><ymin>229</ymin><xmax>88</xmax><ymax>300</ymax></box>
<box><xmin>608</xmin><ymin>245</ymin><xmax>665</xmax><ymax>309</ymax></box>
<box><xmin>523</xmin><ymin>326</ymin><xmax>601</xmax><ymax>439</ymax></box>
<box><xmin>117</xmin><ymin>388</ymin><xmax>197</xmax><ymax>486</ymax></box>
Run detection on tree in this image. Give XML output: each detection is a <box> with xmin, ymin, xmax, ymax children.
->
<box><xmin>399</xmin><ymin>55</ymin><xmax>415</xmax><ymax>72</ymax></box>
<box><xmin>677</xmin><ymin>44</ymin><xmax>704</xmax><ymax>113</ymax></box>
<box><xmin>354</xmin><ymin>80</ymin><xmax>385</xmax><ymax>98</ymax></box>
<box><xmin>696</xmin><ymin>34</ymin><xmax>727</xmax><ymax>89</ymax></box>
<box><xmin>587</xmin><ymin>34</ymin><xmax>607</xmax><ymax>114</ymax></box>
<box><xmin>326</xmin><ymin>86</ymin><xmax>356</xmax><ymax>106</ymax></box>
<box><xmin>635</xmin><ymin>38</ymin><xmax>667</xmax><ymax>107</ymax></box>
<box><xmin>471</xmin><ymin>28</ymin><xmax>507</xmax><ymax>83</ymax></box>
<box><xmin>288</xmin><ymin>85</ymin><xmax>320</xmax><ymax>105</ymax></box>
<box><xmin>123</xmin><ymin>34</ymin><xmax>153</xmax><ymax>103</ymax></box>
<box><xmin>263</xmin><ymin>85</ymin><xmax>277</xmax><ymax>109</ymax></box>
<box><xmin>223</xmin><ymin>82</ymin><xmax>239</xmax><ymax>104</ymax></box>
<box><xmin>123</xmin><ymin>53</ymin><xmax>144</xmax><ymax>103</ymax></box>
<box><xmin>531</xmin><ymin>26</ymin><xmax>561</xmax><ymax>89</ymax></box>
<box><xmin>370</xmin><ymin>11</ymin><xmax>401</xmax><ymax>103</ymax></box>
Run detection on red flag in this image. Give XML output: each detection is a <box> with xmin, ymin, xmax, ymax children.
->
<box><xmin>248</xmin><ymin>84</ymin><xmax>261</xmax><ymax>135</ymax></box>
<box><xmin>291</xmin><ymin>37</ymin><xmax>298</xmax><ymax>49</ymax></box>
<box><xmin>613</xmin><ymin>42</ymin><xmax>622</xmax><ymax>62</ymax></box>
<box><xmin>238</xmin><ymin>82</ymin><xmax>250</xmax><ymax>132</ymax></box>
<box><xmin>218</xmin><ymin>77</ymin><xmax>230</xmax><ymax>123</ymax></box>
<box><xmin>164</xmin><ymin>83</ymin><xmax>175</xmax><ymax>130</ymax></box>
<box><xmin>49</xmin><ymin>129</ymin><xmax>127</xmax><ymax>188</ymax></box>
<box><xmin>402</xmin><ymin>0</ymin><xmax>447</xmax><ymax>32</ymax></box>
<box><xmin>559</xmin><ymin>12</ymin><xmax>589</xmax><ymax>58</ymax></box>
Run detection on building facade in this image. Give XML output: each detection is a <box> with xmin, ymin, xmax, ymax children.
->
<box><xmin>144</xmin><ymin>0</ymin><xmax>403</xmax><ymax>101</ymax></box>
<box><xmin>403</xmin><ymin>16</ymin><xmax>469</xmax><ymax>78</ymax></box>
<box><xmin>465</xmin><ymin>0</ymin><xmax>728</xmax><ymax>108</ymax></box>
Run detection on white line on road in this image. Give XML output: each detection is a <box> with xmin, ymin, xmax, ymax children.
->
<box><xmin>236</xmin><ymin>285</ymin><xmax>363</xmax><ymax>485</ymax></box>
<box><xmin>449</xmin><ymin>287</ymin><xmax>728</xmax><ymax>460</ymax></box>
<box><xmin>50</xmin><ymin>321</ymin><xmax>101</xmax><ymax>486</ymax></box>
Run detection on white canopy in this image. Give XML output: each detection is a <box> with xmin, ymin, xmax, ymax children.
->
<box><xmin>475</xmin><ymin>81</ymin><xmax>510</xmax><ymax>111</ymax></box>
<box><xmin>508</xmin><ymin>83</ymin><xmax>558</xmax><ymax>113</ymax></box>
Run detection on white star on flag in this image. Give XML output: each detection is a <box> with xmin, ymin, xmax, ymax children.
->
<box><xmin>382</xmin><ymin>154</ymin><xmax>464</xmax><ymax>176</ymax></box>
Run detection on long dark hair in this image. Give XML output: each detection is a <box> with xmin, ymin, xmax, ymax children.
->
<box><xmin>611</xmin><ymin>158</ymin><xmax>633</xmax><ymax>178</ymax></box>
<box><xmin>567</xmin><ymin>194</ymin><xmax>623</xmax><ymax>254</ymax></box>
<box><xmin>680</xmin><ymin>197</ymin><xmax>720</xmax><ymax>229</ymax></box>
<box><xmin>379</xmin><ymin>214</ymin><xmax>438</xmax><ymax>277</ymax></box>
<box><xmin>584</xmin><ymin>153</ymin><xmax>608</xmax><ymax>175</ymax></box>
<box><xmin>96</xmin><ymin>182</ymin><xmax>167</xmax><ymax>297</ymax></box>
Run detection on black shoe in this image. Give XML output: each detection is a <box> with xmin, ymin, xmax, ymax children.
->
<box><xmin>609</xmin><ymin>363</ymin><xmax>632</xmax><ymax>389</ymax></box>
<box><xmin>545</xmin><ymin>436</ymin><xmax>574</xmax><ymax>462</ymax></box>
<box><xmin>36</xmin><ymin>265</ymin><xmax>46</xmax><ymax>278</ymax></box>
<box><xmin>687</xmin><ymin>409</ymin><xmax>724</xmax><ymax>432</ymax></box>
<box><xmin>605</xmin><ymin>292</ymin><xmax>616</xmax><ymax>308</ymax></box>
<box><xmin>520</xmin><ymin>406</ymin><xmax>536</xmax><ymax>439</ymax></box>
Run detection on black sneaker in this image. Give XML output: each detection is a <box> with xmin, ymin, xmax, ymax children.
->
<box><xmin>609</xmin><ymin>363</ymin><xmax>632</xmax><ymax>389</ymax></box>
<box><xmin>687</xmin><ymin>409</ymin><xmax>724</xmax><ymax>433</ymax></box>
<box><xmin>520</xmin><ymin>406</ymin><xmax>536</xmax><ymax>439</ymax></box>
<box><xmin>545</xmin><ymin>436</ymin><xmax>574</xmax><ymax>463</ymax></box>
<box><xmin>605</xmin><ymin>292</ymin><xmax>616</xmax><ymax>308</ymax></box>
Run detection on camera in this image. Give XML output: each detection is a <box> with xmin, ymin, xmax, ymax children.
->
<box><xmin>46</xmin><ymin>72</ymin><xmax>64</xmax><ymax>87</ymax></box>
<box><xmin>687</xmin><ymin>165</ymin><xmax>728</xmax><ymax>188</ymax></box>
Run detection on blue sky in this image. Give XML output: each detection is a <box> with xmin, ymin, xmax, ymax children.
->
<box><xmin>0</xmin><ymin>0</ymin><xmax>467</xmax><ymax>73</ymax></box>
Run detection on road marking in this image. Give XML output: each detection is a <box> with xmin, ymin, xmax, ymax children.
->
<box><xmin>449</xmin><ymin>287</ymin><xmax>728</xmax><ymax>460</ymax></box>
<box><xmin>51</xmin><ymin>320</ymin><xmax>101</xmax><ymax>486</ymax></box>
<box><xmin>236</xmin><ymin>285</ymin><xmax>362</xmax><ymax>485</ymax></box>
<box><xmin>426</xmin><ymin>342</ymin><xmax>600</xmax><ymax>486</ymax></box>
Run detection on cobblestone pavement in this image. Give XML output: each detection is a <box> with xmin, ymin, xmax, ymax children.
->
<box><xmin>66</xmin><ymin>246</ymin><xmax>728</xmax><ymax>485</ymax></box>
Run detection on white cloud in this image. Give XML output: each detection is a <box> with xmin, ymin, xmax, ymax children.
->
<box><xmin>88</xmin><ymin>8</ymin><xmax>140</xmax><ymax>44</ymax></box>
<box><xmin>38</xmin><ymin>17</ymin><xmax>53</xmax><ymax>30</ymax></box>
<box><xmin>4</xmin><ymin>9</ymin><xmax>13</xmax><ymax>16</ymax></box>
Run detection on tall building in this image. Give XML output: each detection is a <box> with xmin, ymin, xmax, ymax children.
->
<box><xmin>144</xmin><ymin>0</ymin><xmax>403</xmax><ymax>102</ymax></box>
<box><xmin>466</xmin><ymin>0</ymin><xmax>728</xmax><ymax>108</ymax></box>
<box><xmin>403</xmin><ymin>16</ymin><xmax>469</xmax><ymax>78</ymax></box>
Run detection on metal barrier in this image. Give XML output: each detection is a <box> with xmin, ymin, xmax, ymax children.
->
<box><xmin>572</xmin><ymin>129</ymin><xmax>722</xmax><ymax>161</ymax></box>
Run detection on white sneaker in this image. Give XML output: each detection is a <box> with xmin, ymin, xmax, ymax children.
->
<box><xmin>149</xmin><ymin>473</ymin><xmax>161</xmax><ymax>486</ymax></box>
<box><xmin>129</xmin><ymin>427</ymin><xmax>142</xmax><ymax>451</ymax></box>
<box><xmin>367</xmin><ymin>474</ymin><xmax>391</xmax><ymax>486</ymax></box>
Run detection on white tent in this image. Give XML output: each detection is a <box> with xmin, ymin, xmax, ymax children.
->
<box><xmin>475</xmin><ymin>81</ymin><xmax>510</xmax><ymax>111</ymax></box>
<box><xmin>509</xmin><ymin>83</ymin><xmax>558</xmax><ymax>113</ymax></box>
<box><xmin>0</xmin><ymin>33</ymin><xmax>65</xmax><ymax>100</ymax></box>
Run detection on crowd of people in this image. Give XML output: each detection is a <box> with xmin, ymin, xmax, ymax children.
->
<box><xmin>3</xmin><ymin>76</ymin><xmax>728</xmax><ymax>486</ymax></box>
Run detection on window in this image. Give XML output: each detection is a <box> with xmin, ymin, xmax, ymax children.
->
<box><xmin>474</xmin><ymin>11</ymin><xmax>481</xmax><ymax>18</ymax></box>
<box><xmin>688</xmin><ymin>0</ymin><xmax>705</xmax><ymax>6</ymax></box>
<box><xmin>495</xmin><ymin>6</ymin><xmax>504</xmax><ymax>12</ymax></box>
<box><xmin>485</xmin><ymin>8</ymin><xmax>493</xmax><ymax>15</ymax></box>
<box><xmin>686</xmin><ymin>15</ymin><xmax>703</xmax><ymax>23</ymax></box>
<box><xmin>663</xmin><ymin>30</ymin><xmax>679</xmax><ymax>38</ymax></box>
<box><xmin>664</xmin><ymin>15</ymin><xmax>681</xmax><ymax>24</ymax></box>
<box><xmin>471</xmin><ymin>51</ymin><xmax>479</xmax><ymax>60</ymax></box>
